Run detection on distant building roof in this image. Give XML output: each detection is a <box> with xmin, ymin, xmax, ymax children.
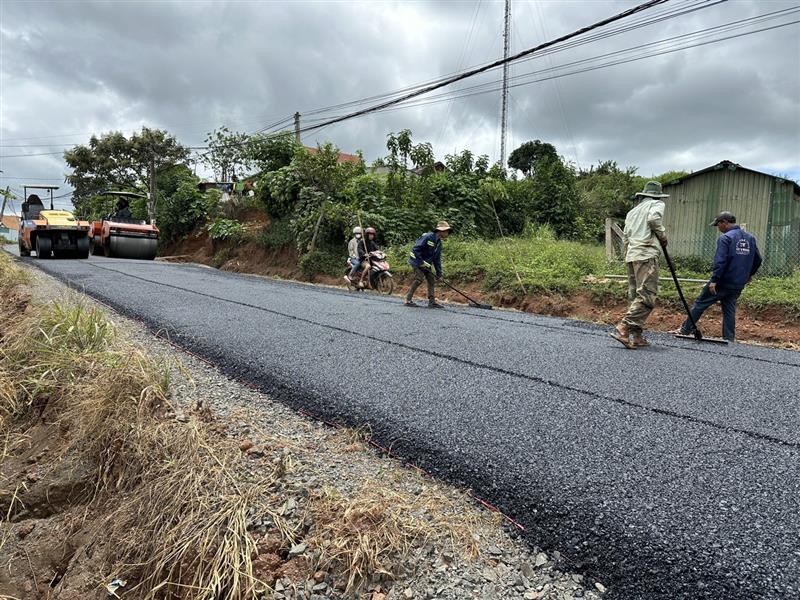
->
<box><xmin>665</xmin><ymin>160</ymin><xmax>800</xmax><ymax>195</ymax></box>
<box><xmin>304</xmin><ymin>146</ymin><xmax>362</xmax><ymax>165</ymax></box>
<box><xmin>1</xmin><ymin>215</ymin><xmax>20</xmax><ymax>229</ymax></box>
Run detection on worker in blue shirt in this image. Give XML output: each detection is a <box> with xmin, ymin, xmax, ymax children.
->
<box><xmin>404</xmin><ymin>221</ymin><xmax>451</xmax><ymax>308</ymax></box>
<box><xmin>674</xmin><ymin>211</ymin><xmax>762</xmax><ymax>341</ymax></box>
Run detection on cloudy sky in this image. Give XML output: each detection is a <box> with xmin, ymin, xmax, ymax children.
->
<box><xmin>1</xmin><ymin>0</ymin><xmax>799</xmax><ymax>210</ymax></box>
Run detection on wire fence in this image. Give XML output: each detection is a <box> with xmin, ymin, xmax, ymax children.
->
<box><xmin>604</xmin><ymin>218</ymin><xmax>800</xmax><ymax>277</ymax></box>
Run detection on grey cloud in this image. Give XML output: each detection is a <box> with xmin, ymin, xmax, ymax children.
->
<box><xmin>1</xmin><ymin>0</ymin><xmax>798</xmax><ymax>197</ymax></box>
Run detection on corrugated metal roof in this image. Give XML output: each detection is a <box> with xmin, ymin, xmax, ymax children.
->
<box><xmin>665</xmin><ymin>160</ymin><xmax>800</xmax><ymax>195</ymax></box>
<box><xmin>1</xmin><ymin>215</ymin><xmax>20</xmax><ymax>229</ymax></box>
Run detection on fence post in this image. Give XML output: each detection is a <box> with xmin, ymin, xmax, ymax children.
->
<box><xmin>605</xmin><ymin>218</ymin><xmax>614</xmax><ymax>261</ymax></box>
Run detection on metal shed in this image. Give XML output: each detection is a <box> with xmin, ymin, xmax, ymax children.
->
<box><xmin>662</xmin><ymin>160</ymin><xmax>800</xmax><ymax>275</ymax></box>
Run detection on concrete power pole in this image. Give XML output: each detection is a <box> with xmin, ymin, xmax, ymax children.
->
<box><xmin>500</xmin><ymin>0</ymin><xmax>511</xmax><ymax>170</ymax></box>
<box><xmin>294</xmin><ymin>112</ymin><xmax>301</xmax><ymax>143</ymax></box>
<box><xmin>149</xmin><ymin>155</ymin><xmax>157</xmax><ymax>226</ymax></box>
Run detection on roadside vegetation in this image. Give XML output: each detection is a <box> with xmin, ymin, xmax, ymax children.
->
<box><xmin>0</xmin><ymin>254</ymin><xmax>491</xmax><ymax>599</ymax></box>
<box><xmin>60</xmin><ymin>127</ymin><xmax>798</xmax><ymax>316</ymax></box>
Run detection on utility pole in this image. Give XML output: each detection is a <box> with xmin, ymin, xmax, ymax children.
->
<box><xmin>0</xmin><ymin>187</ymin><xmax>10</xmax><ymax>222</ymax></box>
<box><xmin>500</xmin><ymin>0</ymin><xmax>511</xmax><ymax>170</ymax></box>
<box><xmin>149</xmin><ymin>154</ymin><xmax>157</xmax><ymax>226</ymax></box>
<box><xmin>294</xmin><ymin>112</ymin><xmax>301</xmax><ymax>143</ymax></box>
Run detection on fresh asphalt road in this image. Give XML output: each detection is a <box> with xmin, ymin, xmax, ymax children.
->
<box><xmin>7</xmin><ymin>249</ymin><xmax>800</xmax><ymax>600</ymax></box>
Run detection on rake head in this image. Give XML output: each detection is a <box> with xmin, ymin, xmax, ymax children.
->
<box><xmin>674</xmin><ymin>329</ymin><xmax>729</xmax><ymax>345</ymax></box>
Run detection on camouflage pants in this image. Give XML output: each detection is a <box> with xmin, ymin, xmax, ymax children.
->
<box><xmin>622</xmin><ymin>258</ymin><xmax>659</xmax><ymax>332</ymax></box>
<box><xmin>405</xmin><ymin>267</ymin><xmax>436</xmax><ymax>302</ymax></box>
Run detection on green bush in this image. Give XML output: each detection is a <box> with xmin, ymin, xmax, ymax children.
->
<box><xmin>256</xmin><ymin>218</ymin><xmax>294</xmax><ymax>250</ymax></box>
<box><xmin>211</xmin><ymin>247</ymin><xmax>232</xmax><ymax>268</ymax></box>
<box><xmin>299</xmin><ymin>248</ymin><xmax>343</xmax><ymax>279</ymax></box>
<box><xmin>670</xmin><ymin>254</ymin><xmax>710</xmax><ymax>274</ymax></box>
<box><xmin>207</xmin><ymin>218</ymin><xmax>245</xmax><ymax>242</ymax></box>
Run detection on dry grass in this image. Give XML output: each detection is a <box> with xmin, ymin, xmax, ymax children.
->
<box><xmin>0</xmin><ymin>256</ymin><xmax>291</xmax><ymax>599</ymax></box>
<box><xmin>1</xmin><ymin>255</ymin><xmax>493</xmax><ymax>599</ymax></box>
<box><xmin>100</xmin><ymin>425</ymin><xmax>297</xmax><ymax>600</ymax></box>
<box><xmin>308</xmin><ymin>479</ymin><xmax>488</xmax><ymax>594</ymax></box>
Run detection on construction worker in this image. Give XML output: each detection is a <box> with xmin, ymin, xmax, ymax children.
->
<box><xmin>114</xmin><ymin>198</ymin><xmax>132</xmax><ymax>220</ymax></box>
<box><xmin>611</xmin><ymin>181</ymin><xmax>669</xmax><ymax>348</ymax></box>
<box><xmin>345</xmin><ymin>226</ymin><xmax>363</xmax><ymax>283</ymax></box>
<box><xmin>404</xmin><ymin>221</ymin><xmax>451</xmax><ymax>308</ymax></box>
<box><xmin>672</xmin><ymin>211</ymin><xmax>762</xmax><ymax>341</ymax></box>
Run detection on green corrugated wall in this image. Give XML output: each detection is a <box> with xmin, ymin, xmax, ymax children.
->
<box><xmin>662</xmin><ymin>165</ymin><xmax>799</xmax><ymax>274</ymax></box>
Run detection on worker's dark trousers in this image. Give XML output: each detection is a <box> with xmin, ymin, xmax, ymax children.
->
<box><xmin>681</xmin><ymin>284</ymin><xmax>742</xmax><ymax>341</ymax></box>
<box><xmin>406</xmin><ymin>267</ymin><xmax>436</xmax><ymax>302</ymax></box>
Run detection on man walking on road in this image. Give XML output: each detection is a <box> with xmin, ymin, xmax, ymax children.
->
<box><xmin>611</xmin><ymin>181</ymin><xmax>669</xmax><ymax>349</ymax></box>
<box><xmin>404</xmin><ymin>221</ymin><xmax>451</xmax><ymax>308</ymax></box>
<box><xmin>672</xmin><ymin>211</ymin><xmax>762</xmax><ymax>342</ymax></box>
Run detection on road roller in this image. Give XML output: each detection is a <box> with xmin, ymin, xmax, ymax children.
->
<box><xmin>18</xmin><ymin>185</ymin><xmax>91</xmax><ymax>259</ymax></box>
<box><xmin>88</xmin><ymin>191</ymin><xmax>159</xmax><ymax>260</ymax></box>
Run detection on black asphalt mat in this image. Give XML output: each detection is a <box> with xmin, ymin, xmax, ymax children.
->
<box><xmin>11</xmin><ymin>251</ymin><xmax>800</xmax><ymax>600</ymax></box>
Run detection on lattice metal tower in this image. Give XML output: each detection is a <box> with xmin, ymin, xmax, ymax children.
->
<box><xmin>500</xmin><ymin>0</ymin><xmax>511</xmax><ymax>169</ymax></box>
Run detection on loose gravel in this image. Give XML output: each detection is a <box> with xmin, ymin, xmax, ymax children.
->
<box><xmin>13</xmin><ymin>252</ymin><xmax>800</xmax><ymax>599</ymax></box>
<box><xmin>17</xmin><ymin>260</ymin><xmax>605</xmax><ymax>600</ymax></box>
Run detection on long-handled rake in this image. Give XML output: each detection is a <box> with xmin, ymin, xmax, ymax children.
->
<box><xmin>438</xmin><ymin>275</ymin><xmax>493</xmax><ymax>310</ymax></box>
<box><xmin>658</xmin><ymin>238</ymin><xmax>728</xmax><ymax>345</ymax></box>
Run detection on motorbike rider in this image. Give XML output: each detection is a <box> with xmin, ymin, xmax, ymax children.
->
<box><xmin>356</xmin><ymin>227</ymin><xmax>380</xmax><ymax>283</ymax></box>
<box><xmin>345</xmin><ymin>226</ymin><xmax>363</xmax><ymax>283</ymax></box>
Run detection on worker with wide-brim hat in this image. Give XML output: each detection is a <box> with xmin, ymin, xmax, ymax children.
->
<box><xmin>611</xmin><ymin>181</ymin><xmax>669</xmax><ymax>348</ymax></box>
<box><xmin>404</xmin><ymin>221</ymin><xmax>452</xmax><ymax>308</ymax></box>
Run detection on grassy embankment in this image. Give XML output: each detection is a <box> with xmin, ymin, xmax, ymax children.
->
<box><xmin>381</xmin><ymin>227</ymin><xmax>800</xmax><ymax>316</ymax></box>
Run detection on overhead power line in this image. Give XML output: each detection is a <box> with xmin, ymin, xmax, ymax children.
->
<box><xmin>292</xmin><ymin>0</ymin><xmax>713</xmax><ymax>123</ymax></box>
<box><xmin>290</xmin><ymin>0</ymin><xmax>673</xmax><ymax>136</ymax></box>
<box><xmin>311</xmin><ymin>9</ymin><xmax>800</xmax><ymax>118</ymax></box>
<box><xmin>185</xmin><ymin>0</ymin><xmax>678</xmax><ymax>153</ymax></box>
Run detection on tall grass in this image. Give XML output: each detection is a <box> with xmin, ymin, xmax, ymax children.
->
<box><xmin>387</xmin><ymin>225</ymin><xmax>608</xmax><ymax>295</ymax></box>
<box><xmin>386</xmin><ymin>229</ymin><xmax>799</xmax><ymax>311</ymax></box>
<box><xmin>0</xmin><ymin>256</ymin><xmax>283</xmax><ymax>599</ymax></box>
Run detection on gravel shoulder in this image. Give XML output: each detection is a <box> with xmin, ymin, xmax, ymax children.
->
<box><xmin>9</xmin><ymin>252</ymin><xmax>800</xmax><ymax>600</ymax></box>
<box><xmin>13</xmin><ymin>260</ymin><xmax>606</xmax><ymax>600</ymax></box>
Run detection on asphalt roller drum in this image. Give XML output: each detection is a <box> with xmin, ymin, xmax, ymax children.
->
<box><xmin>108</xmin><ymin>235</ymin><xmax>158</xmax><ymax>260</ymax></box>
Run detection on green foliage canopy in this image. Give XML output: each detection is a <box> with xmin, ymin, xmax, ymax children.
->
<box><xmin>64</xmin><ymin>127</ymin><xmax>189</xmax><ymax>214</ymax></box>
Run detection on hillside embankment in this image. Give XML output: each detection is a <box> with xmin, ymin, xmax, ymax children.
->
<box><xmin>162</xmin><ymin>223</ymin><xmax>800</xmax><ymax>351</ymax></box>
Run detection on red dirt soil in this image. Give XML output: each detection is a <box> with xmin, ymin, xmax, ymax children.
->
<box><xmin>163</xmin><ymin>231</ymin><xmax>799</xmax><ymax>351</ymax></box>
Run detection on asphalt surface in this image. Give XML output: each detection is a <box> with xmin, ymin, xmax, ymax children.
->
<box><xmin>7</xmin><ymin>249</ymin><xmax>800</xmax><ymax>599</ymax></box>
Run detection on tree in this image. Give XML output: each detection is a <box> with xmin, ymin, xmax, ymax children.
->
<box><xmin>528</xmin><ymin>157</ymin><xmax>580</xmax><ymax>237</ymax></box>
<box><xmin>201</xmin><ymin>126</ymin><xmax>252</xmax><ymax>181</ymax></box>
<box><xmin>576</xmin><ymin>160</ymin><xmax>640</xmax><ymax>240</ymax></box>
<box><xmin>385</xmin><ymin>129</ymin><xmax>433</xmax><ymax>202</ymax></box>
<box><xmin>156</xmin><ymin>165</ymin><xmax>214</xmax><ymax>242</ymax></box>
<box><xmin>64</xmin><ymin>127</ymin><xmax>189</xmax><ymax>214</ymax></box>
<box><xmin>507</xmin><ymin>140</ymin><xmax>558</xmax><ymax>177</ymax></box>
<box><xmin>247</xmin><ymin>132</ymin><xmax>298</xmax><ymax>173</ymax></box>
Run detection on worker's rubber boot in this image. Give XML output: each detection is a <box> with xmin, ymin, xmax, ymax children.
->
<box><xmin>427</xmin><ymin>301</ymin><xmax>445</xmax><ymax>309</ymax></box>
<box><xmin>630</xmin><ymin>331</ymin><xmax>651</xmax><ymax>347</ymax></box>
<box><xmin>610</xmin><ymin>324</ymin><xmax>636</xmax><ymax>349</ymax></box>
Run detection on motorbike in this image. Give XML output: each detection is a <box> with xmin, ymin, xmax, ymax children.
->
<box><xmin>344</xmin><ymin>251</ymin><xmax>394</xmax><ymax>294</ymax></box>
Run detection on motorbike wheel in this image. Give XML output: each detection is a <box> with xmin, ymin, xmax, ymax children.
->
<box><xmin>376</xmin><ymin>272</ymin><xmax>394</xmax><ymax>295</ymax></box>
